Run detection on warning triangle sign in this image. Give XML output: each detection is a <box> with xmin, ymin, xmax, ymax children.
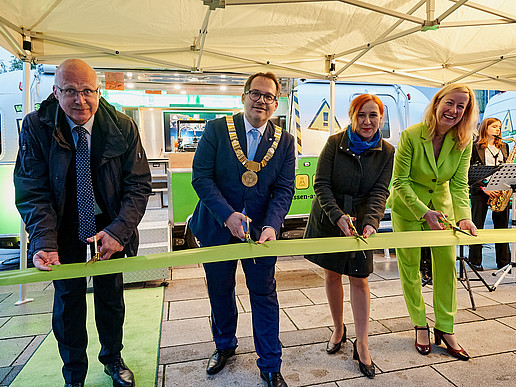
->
<box><xmin>501</xmin><ymin>110</ymin><xmax>514</xmax><ymax>137</ymax></box>
<box><xmin>307</xmin><ymin>99</ymin><xmax>342</xmax><ymax>132</ymax></box>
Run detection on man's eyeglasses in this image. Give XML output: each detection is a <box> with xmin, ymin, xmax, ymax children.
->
<box><xmin>245</xmin><ymin>90</ymin><xmax>277</xmax><ymax>104</ymax></box>
<box><xmin>56</xmin><ymin>86</ymin><xmax>100</xmax><ymax>99</ymax></box>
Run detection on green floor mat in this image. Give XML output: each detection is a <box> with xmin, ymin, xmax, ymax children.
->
<box><xmin>11</xmin><ymin>286</ymin><xmax>164</xmax><ymax>386</ymax></box>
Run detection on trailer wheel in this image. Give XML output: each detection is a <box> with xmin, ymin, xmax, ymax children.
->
<box><xmin>185</xmin><ymin>228</ymin><xmax>200</xmax><ymax>248</ymax></box>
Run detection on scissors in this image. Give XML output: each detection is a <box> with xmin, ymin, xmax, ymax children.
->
<box><xmin>244</xmin><ymin>216</ymin><xmax>258</xmax><ymax>245</ymax></box>
<box><xmin>438</xmin><ymin>213</ymin><xmax>475</xmax><ymax>237</ymax></box>
<box><xmin>86</xmin><ymin>234</ymin><xmax>101</xmax><ymax>264</ymax></box>
<box><xmin>344</xmin><ymin>214</ymin><xmax>368</xmax><ymax>244</ymax></box>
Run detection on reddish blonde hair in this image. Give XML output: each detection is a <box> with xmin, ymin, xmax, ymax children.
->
<box><xmin>476</xmin><ymin>117</ymin><xmax>503</xmax><ymax>149</ymax></box>
<box><xmin>349</xmin><ymin>94</ymin><xmax>384</xmax><ymax>132</ymax></box>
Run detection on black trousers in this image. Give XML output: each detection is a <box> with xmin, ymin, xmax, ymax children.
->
<box><xmin>469</xmin><ymin>192</ymin><xmax>510</xmax><ymax>268</ymax></box>
<box><xmin>53</xmin><ymin>214</ymin><xmax>125</xmax><ymax>384</ymax></box>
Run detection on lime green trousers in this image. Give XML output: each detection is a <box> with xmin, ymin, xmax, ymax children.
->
<box><xmin>392</xmin><ymin>211</ymin><xmax>457</xmax><ymax>334</ymax></box>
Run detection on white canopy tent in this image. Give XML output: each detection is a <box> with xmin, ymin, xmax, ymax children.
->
<box><xmin>0</xmin><ymin>0</ymin><xmax>515</xmax><ymax>90</ymax></box>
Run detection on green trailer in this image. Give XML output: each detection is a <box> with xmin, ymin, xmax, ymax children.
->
<box><xmin>168</xmin><ymin>155</ymin><xmax>318</xmax><ymax>249</ymax></box>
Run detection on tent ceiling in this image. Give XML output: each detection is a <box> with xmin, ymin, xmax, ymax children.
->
<box><xmin>0</xmin><ymin>0</ymin><xmax>515</xmax><ymax>89</ymax></box>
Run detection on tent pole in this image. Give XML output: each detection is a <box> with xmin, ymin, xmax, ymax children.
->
<box><xmin>195</xmin><ymin>9</ymin><xmax>213</xmax><ymax>71</ymax></box>
<box><xmin>16</xmin><ymin>57</ymin><xmax>34</xmax><ymax>306</ymax></box>
<box><xmin>329</xmin><ymin>76</ymin><xmax>335</xmax><ymax>136</ymax></box>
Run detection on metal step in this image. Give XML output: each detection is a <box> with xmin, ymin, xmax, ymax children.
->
<box><xmin>138</xmin><ymin>241</ymin><xmax>169</xmax><ymax>255</ymax></box>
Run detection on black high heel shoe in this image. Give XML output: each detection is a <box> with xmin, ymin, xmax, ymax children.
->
<box><xmin>326</xmin><ymin>324</ymin><xmax>346</xmax><ymax>354</ymax></box>
<box><xmin>353</xmin><ymin>340</ymin><xmax>375</xmax><ymax>379</ymax></box>
<box><xmin>434</xmin><ymin>328</ymin><xmax>470</xmax><ymax>361</ymax></box>
<box><xmin>414</xmin><ymin>324</ymin><xmax>431</xmax><ymax>355</ymax></box>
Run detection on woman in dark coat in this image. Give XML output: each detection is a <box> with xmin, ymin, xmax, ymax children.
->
<box><xmin>304</xmin><ymin>94</ymin><xmax>394</xmax><ymax>378</ymax></box>
<box><xmin>469</xmin><ymin>117</ymin><xmax>511</xmax><ymax>270</ymax></box>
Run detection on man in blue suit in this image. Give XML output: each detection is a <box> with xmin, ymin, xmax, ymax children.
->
<box><xmin>189</xmin><ymin>72</ymin><xmax>295</xmax><ymax>387</ymax></box>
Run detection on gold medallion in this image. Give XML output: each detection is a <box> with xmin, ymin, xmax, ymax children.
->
<box><xmin>242</xmin><ymin>170</ymin><xmax>258</xmax><ymax>187</ymax></box>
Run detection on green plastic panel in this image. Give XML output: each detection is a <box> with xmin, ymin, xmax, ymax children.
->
<box><xmin>0</xmin><ymin>164</ymin><xmax>20</xmax><ymax>235</ymax></box>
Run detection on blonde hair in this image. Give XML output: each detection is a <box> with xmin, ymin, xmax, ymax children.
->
<box><xmin>422</xmin><ymin>83</ymin><xmax>479</xmax><ymax>150</ymax></box>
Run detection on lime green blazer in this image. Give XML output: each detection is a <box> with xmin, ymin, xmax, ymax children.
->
<box><xmin>387</xmin><ymin>123</ymin><xmax>472</xmax><ymax>223</ymax></box>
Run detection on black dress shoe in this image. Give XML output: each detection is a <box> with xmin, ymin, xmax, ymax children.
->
<box><xmin>326</xmin><ymin>324</ymin><xmax>347</xmax><ymax>354</ymax></box>
<box><xmin>206</xmin><ymin>348</ymin><xmax>235</xmax><ymax>375</ymax></box>
<box><xmin>353</xmin><ymin>340</ymin><xmax>375</xmax><ymax>379</ymax></box>
<box><xmin>470</xmin><ymin>264</ymin><xmax>484</xmax><ymax>271</ymax></box>
<box><xmin>260</xmin><ymin>371</ymin><xmax>287</xmax><ymax>387</ymax></box>
<box><xmin>64</xmin><ymin>384</ymin><xmax>84</xmax><ymax>387</ymax></box>
<box><xmin>104</xmin><ymin>357</ymin><xmax>135</xmax><ymax>387</ymax></box>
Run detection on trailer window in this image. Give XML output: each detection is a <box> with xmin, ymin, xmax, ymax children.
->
<box><xmin>380</xmin><ymin>105</ymin><xmax>390</xmax><ymax>139</ymax></box>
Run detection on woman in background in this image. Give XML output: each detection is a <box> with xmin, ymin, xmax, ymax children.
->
<box><xmin>388</xmin><ymin>84</ymin><xmax>478</xmax><ymax>361</ymax></box>
<box><xmin>304</xmin><ymin>94</ymin><xmax>394</xmax><ymax>378</ymax></box>
<box><xmin>469</xmin><ymin>117</ymin><xmax>510</xmax><ymax>271</ymax></box>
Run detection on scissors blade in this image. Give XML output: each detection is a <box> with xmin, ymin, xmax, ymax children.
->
<box><xmin>452</xmin><ymin>226</ymin><xmax>475</xmax><ymax>237</ymax></box>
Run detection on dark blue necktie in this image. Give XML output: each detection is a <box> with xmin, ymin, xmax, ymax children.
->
<box><xmin>247</xmin><ymin>128</ymin><xmax>261</xmax><ymax>161</ymax></box>
<box><xmin>75</xmin><ymin>126</ymin><xmax>96</xmax><ymax>243</ymax></box>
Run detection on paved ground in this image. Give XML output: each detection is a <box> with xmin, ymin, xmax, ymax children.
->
<box><xmin>1</xmin><ymin>245</ymin><xmax>516</xmax><ymax>386</ymax></box>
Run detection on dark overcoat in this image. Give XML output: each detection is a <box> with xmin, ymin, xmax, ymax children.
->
<box><xmin>304</xmin><ymin>129</ymin><xmax>394</xmax><ymax>271</ymax></box>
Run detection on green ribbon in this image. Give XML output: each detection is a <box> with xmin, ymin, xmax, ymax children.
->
<box><xmin>1</xmin><ymin>229</ymin><xmax>515</xmax><ymax>286</ymax></box>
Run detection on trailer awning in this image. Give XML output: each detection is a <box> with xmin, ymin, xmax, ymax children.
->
<box><xmin>0</xmin><ymin>0</ymin><xmax>515</xmax><ymax>89</ymax></box>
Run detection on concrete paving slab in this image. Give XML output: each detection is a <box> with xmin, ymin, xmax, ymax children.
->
<box><xmin>372</xmin><ymin>261</ymin><xmax>400</xmax><ymax>280</ymax></box>
<box><xmin>369</xmin><ymin>279</ymin><xmax>404</xmax><ymax>298</ymax></box>
<box><xmin>368</xmin><ymin>331</ymin><xmax>454</xmax><ymax>372</ymax></box>
<box><xmin>426</xmin><ymin>308</ymin><xmax>485</xmax><ymax>324</ymax></box>
<box><xmin>160</xmin><ymin>342</ymin><xmax>213</xmax><ymax>365</ymax></box>
<box><xmin>434</xmin><ymin>352</ymin><xmax>516</xmax><ymax>386</ymax></box>
<box><xmin>0</xmin><ymin>313</ymin><xmax>51</xmax><ymax>338</ymax></box>
<box><xmin>163</xmin><ymin>353</ymin><xmax>266</xmax><ymax>386</ymax></box>
<box><xmin>300</xmin><ymin>286</ymin><xmax>337</xmax><ymax>304</ymax></box>
<box><xmin>0</xmin><ymin>316</ymin><xmax>7</xmax><ymax>329</ymax></box>
<box><xmin>160</xmin><ymin>336</ymin><xmax>256</xmax><ymax>366</ymax></box>
<box><xmin>164</xmin><ymin>277</ymin><xmax>208</xmax><ymax>301</ymax></box>
<box><xmin>156</xmin><ymin>364</ymin><xmax>164</xmax><ymax>387</ymax></box>
<box><xmin>377</xmin><ymin>317</ymin><xmax>413</xmax><ymax>333</ymax></box>
<box><xmin>236</xmin><ymin>310</ymin><xmax>297</xmax><ymax>337</ymax></box>
<box><xmin>469</xmin><ymin>304</ymin><xmax>516</xmax><ymax>319</ymax></box>
<box><xmin>0</xmin><ymin>293</ymin><xmax>10</xmax><ymax>303</ymax></box>
<box><xmin>473</xmin><ymin>283</ymin><xmax>516</xmax><ymax>304</ymax></box>
<box><xmin>284</xmin><ymin>303</ymin><xmax>354</xmax><ymax>330</ymax></box>
<box><xmin>422</xmin><ymin>287</ymin><xmax>497</xmax><ymax>310</ymax></box>
<box><xmin>12</xmin><ymin>335</ymin><xmax>46</xmax><ymax>366</ymax></box>
<box><xmin>238</xmin><ymin>289</ymin><xmax>312</xmax><ymax>312</ymax></box>
<box><xmin>280</xmin><ymin>327</ymin><xmax>331</xmax><ymax>348</ymax></box>
<box><xmin>0</xmin><ymin>281</ymin><xmax>52</xmax><ymax>294</ymax></box>
<box><xmin>276</xmin><ymin>259</ymin><xmax>320</xmax><ymax>272</ymax></box>
<box><xmin>0</xmin><ymin>365</ymin><xmax>22</xmax><ymax>386</ymax></box>
<box><xmin>369</xmin><ymin>295</ymin><xmax>416</xmax><ymax>321</ymax></box>
<box><xmin>168</xmin><ymin>298</ymin><xmax>213</xmax><ymax>320</ymax></box>
<box><xmin>0</xmin><ymin>292</ymin><xmax>53</xmax><ymax>317</ymax></box>
<box><xmin>337</xmin><ymin>365</ymin><xmax>454</xmax><ymax>386</ymax></box>
<box><xmin>281</xmin><ymin>342</ymin><xmax>365</xmax><ymax>385</ymax></box>
<box><xmin>367</xmin><ymin>273</ymin><xmax>385</xmax><ymax>283</ymax></box>
<box><xmin>497</xmin><ymin>315</ymin><xmax>516</xmax><ymax>329</ymax></box>
<box><xmin>452</xmin><ymin>320</ymin><xmax>516</xmax><ymax>357</ymax></box>
<box><xmin>0</xmin><ymin>337</ymin><xmax>32</xmax><ymax>367</ymax></box>
<box><xmin>160</xmin><ymin>317</ymin><xmax>213</xmax><ymax>347</ymax></box>
<box><xmin>0</xmin><ymin>366</ymin><xmax>11</xmax><ymax>384</ymax></box>
<box><xmin>276</xmin><ymin>270</ymin><xmax>326</xmax><ymax>290</ymax></box>
<box><xmin>171</xmin><ymin>266</ymin><xmax>206</xmax><ymax>280</ymax></box>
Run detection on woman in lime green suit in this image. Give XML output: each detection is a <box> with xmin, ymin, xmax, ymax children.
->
<box><xmin>387</xmin><ymin>84</ymin><xmax>479</xmax><ymax>361</ymax></box>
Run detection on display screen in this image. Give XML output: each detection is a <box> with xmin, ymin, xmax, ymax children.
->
<box><xmin>177</xmin><ymin>120</ymin><xmax>206</xmax><ymax>152</ymax></box>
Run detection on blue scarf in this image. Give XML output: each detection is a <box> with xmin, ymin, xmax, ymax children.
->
<box><xmin>347</xmin><ymin>125</ymin><xmax>381</xmax><ymax>154</ymax></box>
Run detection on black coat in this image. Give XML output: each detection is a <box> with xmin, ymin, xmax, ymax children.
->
<box><xmin>304</xmin><ymin>130</ymin><xmax>394</xmax><ymax>267</ymax></box>
<box><xmin>14</xmin><ymin>95</ymin><xmax>152</xmax><ymax>258</ymax></box>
